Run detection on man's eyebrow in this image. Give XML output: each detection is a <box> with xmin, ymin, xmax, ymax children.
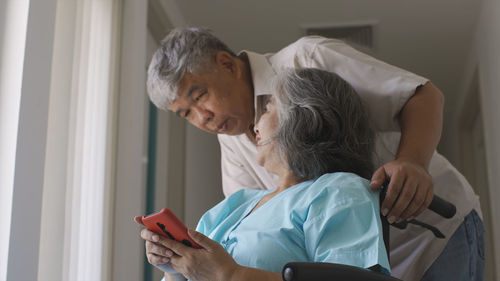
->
<box><xmin>186</xmin><ymin>85</ymin><xmax>200</xmax><ymax>98</ymax></box>
<box><xmin>173</xmin><ymin>85</ymin><xmax>199</xmax><ymax>117</ymax></box>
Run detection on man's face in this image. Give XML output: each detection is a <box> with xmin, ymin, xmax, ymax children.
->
<box><xmin>168</xmin><ymin>58</ymin><xmax>254</xmax><ymax>135</ymax></box>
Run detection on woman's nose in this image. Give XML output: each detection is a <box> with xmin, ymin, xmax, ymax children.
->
<box><xmin>253</xmin><ymin>123</ymin><xmax>259</xmax><ymax>135</ymax></box>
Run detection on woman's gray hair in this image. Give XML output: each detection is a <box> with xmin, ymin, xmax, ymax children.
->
<box><xmin>273</xmin><ymin>68</ymin><xmax>375</xmax><ymax>180</ymax></box>
<box><xmin>147</xmin><ymin>27</ymin><xmax>237</xmax><ymax>110</ymax></box>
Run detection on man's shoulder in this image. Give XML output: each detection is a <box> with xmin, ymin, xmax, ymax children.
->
<box><xmin>286</xmin><ymin>35</ymin><xmax>332</xmax><ymax>46</ymax></box>
<box><xmin>273</xmin><ymin>36</ymin><xmax>323</xmax><ymax>57</ymax></box>
<box><xmin>280</xmin><ymin>35</ymin><xmax>346</xmax><ymax>50</ymax></box>
<box><xmin>270</xmin><ymin>36</ymin><xmax>348</xmax><ymax>67</ymax></box>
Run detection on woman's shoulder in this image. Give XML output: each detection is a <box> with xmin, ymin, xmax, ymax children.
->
<box><xmin>229</xmin><ymin>188</ymin><xmax>269</xmax><ymax>203</ymax></box>
<box><xmin>210</xmin><ymin>188</ymin><xmax>267</xmax><ymax>215</ymax></box>
<box><xmin>197</xmin><ymin>189</ymin><xmax>269</xmax><ymax>232</ymax></box>
<box><xmin>314</xmin><ymin>172</ymin><xmax>370</xmax><ymax>189</ymax></box>
<box><xmin>306</xmin><ymin>172</ymin><xmax>376</xmax><ymax>204</ymax></box>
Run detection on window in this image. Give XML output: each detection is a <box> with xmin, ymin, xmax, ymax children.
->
<box><xmin>0</xmin><ymin>0</ymin><xmax>29</xmax><ymax>279</ymax></box>
<box><xmin>0</xmin><ymin>0</ymin><xmax>142</xmax><ymax>280</ymax></box>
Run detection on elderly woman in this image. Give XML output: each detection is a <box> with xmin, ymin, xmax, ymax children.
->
<box><xmin>137</xmin><ymin>68</ymin><xmax>389</xmax><ymax>281</ymax></box>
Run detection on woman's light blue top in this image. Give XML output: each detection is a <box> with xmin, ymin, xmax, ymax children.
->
<box><xmin>196</xmin><ymin>172</ymin><xmax>390</xmax><ymax>274</ymax></box>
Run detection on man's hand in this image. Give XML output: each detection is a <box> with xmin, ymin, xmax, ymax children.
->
<box><xmin>370</xmin><ymin>158</ymin><xmax>434</xmax><ymax>223</ymax></box>
<box><xmin>371</xmin><ymin>82</ymin><xmax>443</xmax><ymax>223</ymax></box>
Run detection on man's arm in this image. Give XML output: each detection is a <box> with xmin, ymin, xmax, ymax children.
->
<box><xmin>399</xmin><ymin>81</ymin><xmax>444</xmax><ymax>170</ymax></box>
<box><xmin>370</xmin><ymin>81</ymin><xmax>445</xmax><ymax>222</ymax></box>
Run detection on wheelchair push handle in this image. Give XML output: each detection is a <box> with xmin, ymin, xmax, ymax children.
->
<box><xmin>380</xmin><ymin>181</ymin><xmax>456</xmax><ymax>238</ymax></box>
<box><xmin>380</xmin><ymin>182</ymin><xmax>456</xmax><ymax>219</ymax></box>
<box><xmin>428</xmin><ymin>195</ymin><xmax>456</xmax><ymax>219</ymax></box>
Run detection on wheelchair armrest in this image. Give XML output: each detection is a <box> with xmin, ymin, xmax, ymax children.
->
<box><xmin>282</xmin><ymin>262</ymin><xmax>402</xmax><ymax>281</ymax></box>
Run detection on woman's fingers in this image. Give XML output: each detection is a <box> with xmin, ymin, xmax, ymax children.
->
<box><xmin>141</xmin><ymin>228</ymin><xmax>161</xmax><ymax>243</ymax></box>
<box><xmin>147</xmin><ymin>252</ymin><xmax>170</xmax><ymax>265</ymax></box>
<box><xmin>139</xmin><ymin>227</ymin><xmax>174</xmax><ymax>264</ymax></box>
<box><xmin>134</xmin><ymin>216</ymin><xmax>145</xmax><ymax>226</ymax></box>
<box><xmin>187</xmin><ymin>229</ymin><xmax>214</xmax><ymax>250</ymax></box>
<box><xmin>157</xmin><ymin>235</ymin><xmax>193</xmax><ymax>256</ymax></box>
<box><xmin>135</xmin><ymin>215</ymin><xmax>178</xmax><ymax>268</ymax></box>
<box><xmin>146</xmin><ymin>240</ymin><xmax>173</xmax><ymax>257</ymax></box>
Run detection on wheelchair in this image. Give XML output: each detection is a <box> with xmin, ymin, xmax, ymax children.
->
<box><xmin>281</xmin><ymin>186</ymin><xmax>456</xmax><ymax>281</ymax></box>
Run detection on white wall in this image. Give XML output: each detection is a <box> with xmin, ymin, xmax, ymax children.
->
<box><xmin>112</xmin><ymin>1</ymin><xmax>149</xmax><ymax>280</ymax></box>
<box><xmin>475</xmin><ymin>0</ymin><xmax>500</xmax><ymax>273</ymax></box>
<box><xmin>184</xmin><ymin>126</ymin><xmax>224</xmax><ymax>228</ymax></box>
<box><xmin>454</xmin><ymin>0</ymin><xmax>500</xmax><ymax>276</ymax></box>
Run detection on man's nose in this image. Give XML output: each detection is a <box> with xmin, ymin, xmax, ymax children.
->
<box><xmin>192</xmin><ymin>105</ymin><xmax>213</xmax><ymax>125</ymax></box>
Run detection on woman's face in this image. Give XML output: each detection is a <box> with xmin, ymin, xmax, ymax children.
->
<box><xmin>254</xmin><ymin>97</ymin><xmax>281</xmax><ymax>173</ymax></box>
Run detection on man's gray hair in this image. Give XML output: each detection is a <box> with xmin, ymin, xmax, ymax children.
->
<box><xmin>273</xmin><ymin>68</ymin><xmax>375</xmax><ymax>180</ymax></box>
<box><xmin>147</xmin><ymin>27</ymin><xmax>237</xmax><ymax>110</ymax></box>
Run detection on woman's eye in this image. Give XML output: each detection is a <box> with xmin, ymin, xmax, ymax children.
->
<box><xmin>263</xmin><ymin>101</ymin><xmax>272</xmax><ymax>113</ymax></box>
<box><xmin>265</xmin><ymin>103</ymin><xmax>272</xmax><ymax>113</ymax></box>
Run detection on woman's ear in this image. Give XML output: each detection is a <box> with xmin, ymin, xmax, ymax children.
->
<box><xmin>215</xmin><ymin>51</ymin><xmax>238</xmax><ymax>75</ymax></box>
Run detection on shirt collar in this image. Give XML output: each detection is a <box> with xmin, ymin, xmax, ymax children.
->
<box><xmin>240</xmin><ymin>50</ymin><xmax>277</xmax><ymax>122</ymax></box>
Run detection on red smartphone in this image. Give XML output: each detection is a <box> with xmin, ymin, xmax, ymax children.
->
<box><xmin>142</xmin><ymin>208</ymin><xmax>202</xmax><ymax>249</ymax></box>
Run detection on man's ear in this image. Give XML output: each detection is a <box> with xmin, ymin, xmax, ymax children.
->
<box><xmin>215</xmin><ymin>51</ymin><xmax>238</xmax><ymax>75</ymax></box>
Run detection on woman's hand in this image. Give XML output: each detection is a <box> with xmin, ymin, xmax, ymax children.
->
<box><xmin>159</xmin><ymin>229</ymin><xmax>241</xmax><ymax>281</ymax></box>
<box><xmin>134</xmin><ymin>216</ymin><xmax>175</xmax><ymax>266</ymax></box>
<box><xmin>370</xmin><ymin>158</ymin><xmax>433</xmax><ymax>223</ymax></box>
<box><xmin>136</xmin><ymin>217</ymin><xmax>281</xmax><ymax>281</ymax></box>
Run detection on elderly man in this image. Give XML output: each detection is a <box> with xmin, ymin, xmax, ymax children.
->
<box><xmin>146</xmin><ymin>27</ymin><xmax>483</xmax><ymax>281</ymax></box>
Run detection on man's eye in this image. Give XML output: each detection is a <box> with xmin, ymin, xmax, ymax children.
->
<box><xmin>195</xmin><ymin>92</ymin><xmax>206</xmax><ymax>101</ymax></box>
